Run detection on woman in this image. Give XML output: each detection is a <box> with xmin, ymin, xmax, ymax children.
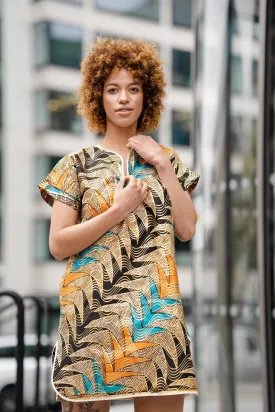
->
<box><xmin>39</xmin><ymin>37</ymin><xmax>200</xmax><ymax>412</ymax></box>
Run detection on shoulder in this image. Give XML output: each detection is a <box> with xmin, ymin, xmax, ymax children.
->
<box><xmin>62</xmin><ymin>146</ymin><xmax>98</xmax><ymax>165</ymax></box>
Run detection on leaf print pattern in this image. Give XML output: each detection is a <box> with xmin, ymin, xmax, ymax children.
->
<box><xmin>38</xmin><ymin>144</ymin><xmax>200</xmax><ymax>402</ymax></box>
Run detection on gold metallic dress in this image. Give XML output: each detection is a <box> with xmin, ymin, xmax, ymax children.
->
<box><xmin>38</xmin><ymin>144</ymin><xmax>200</xmax><ymax>403</ymax></box>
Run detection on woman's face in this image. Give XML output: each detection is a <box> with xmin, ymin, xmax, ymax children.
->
<box><xmin>103</xmin><ymin>68</ymin><xmax>143</xmax><ymax>130</ymax></box>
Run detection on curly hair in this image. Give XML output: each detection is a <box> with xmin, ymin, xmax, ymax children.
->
<box><xmin>77</xmin><ymin>37</ymin><xmax>166</xmax><ymax>134</ymax></box>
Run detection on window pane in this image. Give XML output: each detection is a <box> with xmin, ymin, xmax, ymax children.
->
<box><xmin>231</xmin><ymin>55</ymin><xmax>243</xmax><ymax>94</ymax></box>
<box><xmin>50</xmin><ymin>23</ymin><xmax>82</xmax><ymax>68</ymax></box>
<box><xmin>95</xmin><ymin>0</ymin><xmax>159</xmax><ymax>21</ymax></box>
<box><xmin>34</xmin><ymin>22</ymin><xmax>49</xmax><ymax>67</ymax></box>
<box><xmin>49</xmin><ymin>91</ymin><xmax>81</xmax><ymax>133</ymax></box>
<box><xmin>94</xmin><ymin>32</ymin><xmax>160</xmax><ymax>53</ymax></box>
<box><xmin>173</xmin><ymin>0</ymin><xmax>192</xmax><ymax>27</ymax></box>
<box><xmin>34</xmin><ymin>22</ymin><xmax>82</xmax><ymax>69</ymax></box>
<box><xmin>172</xmin><ymin>111</ymin><xmax>191</xmax><ymax>146</ymax></box>
<box><xmin>0</xmin><ymin>346</ymin><xmax>15</xmax><ymax>357</ymax></box>
<box><xmin>35</xmin><ymin>90</ymin><xmax>82</xmax><ymax>134</ymax></box>
<box><xmin>252</xmin><ymin>59</ymin><xmax>258</xmax><ymax>97</ymax></box>
<box><xmin>35</xmin><ymin>155</ymin><xmax>61</xmax><ymax>198</ymax></box>
<box><xmin>34</xmin><ymin>90</ymin><xmax>48</xmax><ymax>131</ymax></box>
<box><xmin>172</xmin><ymin>49</ymin><xmax>191</xmax><ymax>87</ymax></box>
<box><xmin>34</xmin><ymin>219</ymin><xmax>53</xmax><ymax>261</ymax></box>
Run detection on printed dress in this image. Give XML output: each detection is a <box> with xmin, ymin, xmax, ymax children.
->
<box><xmin>38</xmin><ymin>143</ymin><xmax>200</xmax><ymax>403</ymax></box>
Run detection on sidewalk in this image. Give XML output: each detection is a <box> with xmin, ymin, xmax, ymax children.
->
<box><xmin>111</xmin><ymin>398</ymin><xmax>194</xmax><ymax>411</ymax></box>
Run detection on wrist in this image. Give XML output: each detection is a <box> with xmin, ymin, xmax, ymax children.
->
<box><xmin>154</xmin><ymin>156</ymin><xmax>171</xmax><ymax>171</ymax></box>
<box><xmin>109</xmin><ymin>203</ymin><xmax>126</xmax><ymax>222</ymax></box>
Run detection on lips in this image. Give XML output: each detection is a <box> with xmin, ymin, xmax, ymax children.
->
<box><xmin>115</xmin><ymin>108</ymin><xmax>134</xmax><ymax>112</ymax></box>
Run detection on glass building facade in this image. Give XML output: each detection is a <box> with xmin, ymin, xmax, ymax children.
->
<box><xmin>192</xmin><ymin>0</ymin><xmax>275</xmax><ymax>411</ymax></box>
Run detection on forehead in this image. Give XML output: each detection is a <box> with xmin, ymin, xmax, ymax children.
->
<box><xmin>104</xmin><ymin>68</ymin><xmax>140</xmax><ymax>84</ymax></box>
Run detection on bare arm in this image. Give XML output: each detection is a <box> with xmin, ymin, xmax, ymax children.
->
<box><xmin>156</xmin><ymin>157</ymin><xmax>198</xmax><ymax>241</ymax></box>
<box><xmin>49</xmin><ymin>175</ymin><xmax>148</xmax><ymax>260</ymax></box>
<box><xmin>125</xmin><ymin>135</ymin><xmax>199</xmax><ymax>242</ymax></box>
<box><xmin>49</xmin><ymin>202</ymin><xmax>122</xmax><ymax>260</ymax></box>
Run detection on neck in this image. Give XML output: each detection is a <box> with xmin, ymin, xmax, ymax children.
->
<box><xmin>100</xmin><ymin>122</ymin><xmax>137</xmax><ymax>151</ymax></box>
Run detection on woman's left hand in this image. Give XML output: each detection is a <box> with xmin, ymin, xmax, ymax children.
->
<box><xmin>126</xmin><ymin>135</ymin><xmax>168</xmax><ymax>167</ymax></box>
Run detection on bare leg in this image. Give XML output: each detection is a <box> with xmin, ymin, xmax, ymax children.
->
<box><xmin>134</xmin><ymin>394</ymin><xmax>185</xmax><ymax>412</ymax></box>
<box><xmin>61</xmin><ymin>399</ymin><xmax>111</xmax><ymax>412</ymax></box>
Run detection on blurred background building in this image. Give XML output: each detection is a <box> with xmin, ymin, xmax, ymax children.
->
<box><xmin>0</xmin><ymin>0</ymin><xmax>275</xmax><ymax>412</ymax></box>
<box><xmin>1</xmin><ymin>0</ymin><xmax>195</xmax><ymax>298</ymax></box>
<box><xmin>0</xmin><ymin>0</ymin><xmax>195</xmax><ymax>340</ymax></box>
<box><xmin>0</xmin><ymin>0</ymin><xmax>197</xmax><ymax>411</ymax></box>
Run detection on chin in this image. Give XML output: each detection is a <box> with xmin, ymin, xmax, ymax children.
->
<box><xmin>112</xmin><ymin>119</ymin><xmax>138</xmax><ymax>129</ymax></box>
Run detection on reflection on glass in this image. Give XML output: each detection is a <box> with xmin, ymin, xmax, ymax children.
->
<box><xmin>232</xmin><ymin>0</ymin><xmax>260</xmax><ymax>40</ymax></box>
<box><xmin>172</xmin><ymin>111</ymin><xmax>191</xmax><ymax>146</ymax></box>
<box><xmin>172</xmin><ymin>49</ymin><xmax>191</xmax><ymax>88</ymax></box>
<box><xmin>230</xmin><ymin>1</ymin><xmax>263</xmax><ymax>409</ymax></box>
<box><xmin>194</xmin><ymin>0</ymin><xmax>263</xmax><ymax>410</ymax></box>
<box><xmin>173</xmin><ymin>0</ymin><xmax>192</xmax><ymax>27</ymax></box>
<box><xmin>34</xmin><ymin>90</ymin><xmax>82</xmax><ymax>134</ymax></box>
<box><xmin>231</xmin><ymin>55</ymin><xmax>243</xmax><ymax>94</ymax></box>
<box><xmin>34</xmin><ymin>219</ymin><xmax>53</xmax><ymax>261</ymax></box>
<box><xmin>95</xmin><ymin>0</ymin><xmax>159</xmax><ymax>21</ymax></box>
<box><xmin>193</xmin><ymin>2</ymin><xmax>230</xmax><ymax>411</ymax></box>
<box><xmin>252</xmin><ymin>60</ymin><xmax>259</xmax><ymax>97</ymax></box>
<box><xmin>230</xmin><ymin>115</ymin><xmax>263</xmax><ymax>411</ymax></box>
<box><xmin>34</xmin><ymin>22</ymin><xmax>82</xmax><ymax>68</ymax></box>
<box><xmin>175</xmin><ymin>238</ymin><xmax>190</xmax><ymax>266</ymax></box>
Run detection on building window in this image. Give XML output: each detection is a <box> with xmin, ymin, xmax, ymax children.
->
<box><xmin>35</xmin><ymin>155</ymin><xmax>61</xmax><ymax>198</ymax></box>
<box><xmin>34</xmin><ymin>90</ymin><xmax>82</xmax><ymax>134</ymax></box>
<box><xmin>252</xmin><ymin>59</ymin><xmax>258</xmax><ymax>97</ymax></box>
<box><xmin>34</xmin><ymin>219</ymin><xmax>54</xmax><ymax>261</ymax></box>
<box><xmin>34</xmin><ymin>22</ymin><xmax>82</xmax><ymax>69</ymax></box>
<box><xmin>173</xmin><ymin>0</ymin><xmax>192</xmax><ymax>27</ymax></box>
<box><xmin>172</xmin><ymin>49</ymin><xmax>191</xmax><ymax>88</ymax></box>
<box><xmin>95</xmin><ymin>0</ymin><xmax>159</xmax><ymax>21</ymax></box>
<box><xmin>172</xmin><ymin>111</ymin><xmax>191</xmax><ymax>146</ymax></box>
<box><xmin>231</xmin><ymin>55</ymin><xmax>243</xmax><ymax>94</ymax></box>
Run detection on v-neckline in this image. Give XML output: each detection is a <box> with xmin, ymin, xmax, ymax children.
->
<box><xmin>95</xmin><ymin>144</ymin><xmax>132</xmax><ymax>177</ymax></box>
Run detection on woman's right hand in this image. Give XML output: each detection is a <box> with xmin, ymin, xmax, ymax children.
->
<box><xmin>112</xmin><ymin>175</ymin><xmax>149</xmax><ymax>219</ymax></box>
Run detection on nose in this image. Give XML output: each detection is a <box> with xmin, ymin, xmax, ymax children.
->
<box><xmin>118</xmin><ymin>89</ymin><xmax>129</xmax><ymax>104</ymax></box>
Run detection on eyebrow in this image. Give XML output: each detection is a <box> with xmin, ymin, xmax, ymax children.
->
<box><xmin>105</xmin><ymin>82</ymin><xmax>141</xmax><ymax>88</ymax></box>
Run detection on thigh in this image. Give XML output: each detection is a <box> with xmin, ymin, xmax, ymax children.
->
<box><xmin>61</xmin><ymin>399</ymin><xmax>111</xmax><ymax>412</ymax></box>
<box><xmin>134</xmin><ymin>394</ymin><xmax>185</xmax><ymax>412</ymax></box>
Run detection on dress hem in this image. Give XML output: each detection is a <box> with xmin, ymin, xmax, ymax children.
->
<box><xmin>51</xmin><ymin>343</ymin><xmax>198</xmax><ymax>403</ymax></box>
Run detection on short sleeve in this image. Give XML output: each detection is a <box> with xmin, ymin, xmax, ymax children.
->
<box><xmin>170</xmin><ymin>148</ymin><xmax>200</xmax><ymax>194</ymax></box>
<box><xmin>38</xmin><ymin>154</ymin><xmax>81</xmax><ymax>212</ymax></box>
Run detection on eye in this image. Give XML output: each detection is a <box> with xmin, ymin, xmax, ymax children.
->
<box><xmin>108</xmin><ymin>88</ymin><xmax>117</xmax><ymax>93</ymax></box>
<box><xmin>130</xmin><ymin>87</ymin><xmax>139</xmax><ymax>93</ymax></box>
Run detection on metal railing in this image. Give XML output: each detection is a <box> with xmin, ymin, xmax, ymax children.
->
<box><xmin>0</xmin><ymin>291</ymin><xmax>57</xmax><ymax>412</ymax></box>
<box><xmin>0</xmin><ymin>290</ymin><xmax>25</xmax><ymax>412</ymax></box>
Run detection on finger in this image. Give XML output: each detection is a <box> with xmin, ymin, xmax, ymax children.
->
<box><xmin>117</xmin><ymin>176</ymin><xmax>127</xmax><ymax>188</ymax></box>
<box><xmin>127</xmin><ymin>175</ymin><xmax>137</xmax><ymax>185</ymax></box>
<box><xmin>142</xmin><ymin>181</ymin><xmax>149</xmax><ymax>190</ymax></box>
<box><xmin>142</xmin><ymin>185</ymin><xmax>149</xmax><ymax>199</ymax></box>
<box><xmin>142</xmin><ymin>182</ymin><xmax>149</xmax><ymax>193</ymax></box>
<box><xmin>136</xmin><ymin>178</ymin><xmax>143</xmax><ymax>188</ymax></box>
